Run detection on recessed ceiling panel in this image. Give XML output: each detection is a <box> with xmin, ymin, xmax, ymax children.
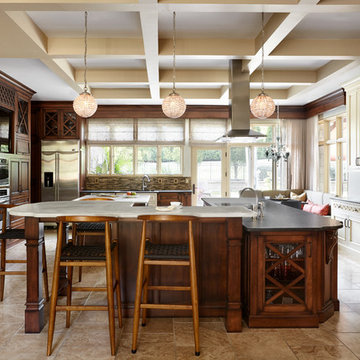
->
<box><xmin>159</xmin><ymin>12</ymin><xmax>269</xmax><ymax>39</ymax></box>
<box><xmin>289</xmin><ymin>13</ymin><xmax>360</xmax><ymax>39</ymax></box>
<box><xmin>159</xmin><ymin>58</ymin><xmax>231</xmax><ymax>69</ymax></box>
<box><xmin>27</xmin><ymin>11</ymin><xmax>142</xmax><ymax>38</ymax></box>
<box><xmin>264</xmin><ymin>59</ymin><xmax>330</xmax><ymax>71</ymax></box>
<box><xmin>68</xmin><ymin>58</ymin><xmax>146</xmax><ymax>69</ymax></box>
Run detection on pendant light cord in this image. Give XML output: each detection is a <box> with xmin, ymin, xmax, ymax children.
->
<box><xmin>172</xmin><ymin>11</ymin><xmax>176</xmax><ymax>94</ymax></box>
<box><xmin>261</xmin><ymin>12</ymin><xmax>265</xmax><ymax>94</ymax></box>
<box><xmin>84</xmin><ymin>11</ymin><xmax>88</xmax><ymax>93</ymax></box>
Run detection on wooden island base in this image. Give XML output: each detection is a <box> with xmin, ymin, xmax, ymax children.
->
<box><xmin>14</xmin><ymin>199</ymin><xmax>341</xmax><ymax>333</ymax></box>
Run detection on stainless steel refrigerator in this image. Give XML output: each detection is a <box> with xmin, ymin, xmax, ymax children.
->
<box><xmin>41</xmin><ymin>140</ymin><xmax>80</xmax><ymax>201</ymax></box>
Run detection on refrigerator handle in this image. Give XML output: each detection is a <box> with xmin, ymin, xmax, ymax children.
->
<box><xmin>55</xmin><ymin>153</ymin><xmax>60</xmax><ymax>201</ymax></box>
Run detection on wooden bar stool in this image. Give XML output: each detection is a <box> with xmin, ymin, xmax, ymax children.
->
<box><xmin>131</xmin><ymin>214</ymin><xmax>200</xmax><ymax>356</ymax></box>
<box><xmin>72</xmin><ymin>197</ymin><xmax>114</xmax><ymax>282</ymax></box>
<box><xmin>47</xmin><ymin>216</ymin><xmax>122</xmax><ymax>356</ymax></box>
<box><xmin>0</xmin><ymin>204</ymin><xmax>49</xmax><ymax>302</ymax></box>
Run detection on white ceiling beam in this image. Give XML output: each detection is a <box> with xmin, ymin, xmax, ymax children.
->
<box><xmin>139</xmin><ymin>1</ymin><xmax>160</xmax><ymax>100</ymax></box>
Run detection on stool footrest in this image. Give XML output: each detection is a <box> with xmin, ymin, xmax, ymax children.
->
<box><xmin>147</xmin><ymin>285</ymin><xmax>191</xmax><ymax>291</ymax></box>
<box><xmin>140</xmin><ymin>304</ymin><xmax>192</xmax><ymax>310</ymax></box>
<box><xmin>0</xmin><ymin>271</ymin><xmax>26</xmax><ymax>275</ymax></box>
<box><xmin>71</xmin><ymin>286</ymin><xmax>106</xmax><ymax>292</ymax></box>
<box><xmin>56</xmin><ymin>305</ymin><xmax>108</xmax><ymax>311</ymax></box>
<box><xmin>6</xmin><ymin>260</ymin><xmax>27</xmax><ymax>264</ymax></box>
<box><xmin>144</xmin><ymin>260</ymin><xmax>189</xmax><ymax>266</ymax></box>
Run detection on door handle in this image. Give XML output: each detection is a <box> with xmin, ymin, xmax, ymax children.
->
<box><xmin>344</xmin><ymin>219</ymin><xmax>347</xmax><ymax>228</ymax></box>
<box><xmin>192</xmin><ymin>184</ymin><xmax>196</xmax><ymax>194</ymax></box>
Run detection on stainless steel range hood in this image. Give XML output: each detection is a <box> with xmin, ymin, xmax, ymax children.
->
<box><xmin>218</xmin><ymin>59</ymin><xmax>265</xmax><ymax>141</ymax></box>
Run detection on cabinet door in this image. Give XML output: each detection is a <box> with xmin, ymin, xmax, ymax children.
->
<box><xmin>349</xmin><ymin>218</ymin><xmax>360</xmax><ymax>250</ymax></box>
<box><xmin>261</xmin><ymin>235</ymin><xmax>313</xmax><ymax>313</ymax></box>
<box><xmin>60</xmin><ymin>111</ymin><xmax>79</xmax><ymax>138</ymax></box>
<box><xmin>43</xmin><ymin>110</ymin><xmax>59</xmax><ymax>138</ymax></box>
<box><xmin>334</xmin><ymin>214</ymin><xmax>347</xmax><ymax>244</ymax></box>
<box><xmin>157</xmin><ymin>192</ymin><xmax>182</xmax><ymax>206</ymax></box>
<box><xmin>10</xmin><ymin>159</ymin><xmax>20</xmax><ymax>194</ymax></box>
<box><xmin>20</xmin><ymin>160</ymin><xmax>30</xmax><ymax>193</ymax></box>
<box><xmin>16</xmin><ymin>99</ymin><xmax>30</xmax><ymax>154</ymax></box>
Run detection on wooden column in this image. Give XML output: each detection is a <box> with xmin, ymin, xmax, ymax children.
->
<box><xmin>24</xmin><ymin>217</ymin><xmax>45</xmax><ymax>333</ymax></box>
<box><xmin>225</xmin><ymin>218</ymin><xmax>243</xmax><ymax>331</ymax></box>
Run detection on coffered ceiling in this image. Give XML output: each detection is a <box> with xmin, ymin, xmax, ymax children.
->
<box><xmin>0</xmin><ymin>0</ymin><xmax>360</xmax><ymax>106</ymax></box>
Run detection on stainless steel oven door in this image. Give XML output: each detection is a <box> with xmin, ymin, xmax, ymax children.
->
<box><xmin>0</xmin><ymin>158</ymin><xmax>9</xmax><ymax>187</ymax></box>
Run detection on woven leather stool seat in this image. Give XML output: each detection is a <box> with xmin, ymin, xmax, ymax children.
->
<box><xmin>145</xmin><ymin>242</ymin><xmax>189</xmax><ymax>260</ymax></box>
<box><xmin>61</xmin><ymin>244</ymin><xmax>108</xmax><ymax>261</ymax></box>
<box><xmin>75</xmin><ymin>222</ymin><xmax>105</xmax><ymax>232</ymax></box>
<box><xmin>0</xmin><ymin>229</ymin><xmax>25</xmax><ymax>240</ymax></box>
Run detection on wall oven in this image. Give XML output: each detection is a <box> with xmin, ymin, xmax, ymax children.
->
<box><xmin>0</xmin><ymin>158</ymin><xmax>9</xmax><ymax>187</ymax></box>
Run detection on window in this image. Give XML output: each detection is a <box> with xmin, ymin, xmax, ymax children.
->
<box><xmin>318</xmin><ymin>114</ymin><xmax>347</xmax><ymax>196</ymax></box>
<box><xmin>88</xmin><ymin>146</ymin><xmax>110</xmax><ymax>175</ymax></box>
<box><xmin>87</xmin><ymin>118</ymin><xmax>184</xmax><ymax>175</ymax></box>
<box><xmin>190</xmin><ymin>119</ymin><xmax>227</xmax><ymax>142</ymax></box>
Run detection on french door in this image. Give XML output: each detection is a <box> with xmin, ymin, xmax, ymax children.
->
<box><xmin>191</xmin><ymin>147</ymin><xmax>226</xmax><ymax>206</ymax></box>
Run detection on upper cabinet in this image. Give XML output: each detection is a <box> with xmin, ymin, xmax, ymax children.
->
<box><xmin>0</xmin><ymin>72</ymin><xmax>34</xmax><ymax>155</ymax></box>
<box><xmin>42</xmin><ymin>109</ymin><xmax>79</xmax><ymax>139</ymax></box>
<box><xmin>343</xmin><ymin>78</ymin><xmax>360</xmax><ymax>169</ymax></box>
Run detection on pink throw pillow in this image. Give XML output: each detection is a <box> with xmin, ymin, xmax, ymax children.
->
<box><xmin>311</xmin><ymin>203</ymin><xmax>330</xmax><ymax>216</ymax></box>
<box><xmin>303</xmin><ymin>201</ymin><xmax>330</xmax><ymax>216</ymax></box>
<box><xmin>303</xmin><ymin>203</ymin><xmax>313</xmax><ymax>213</ymax></box>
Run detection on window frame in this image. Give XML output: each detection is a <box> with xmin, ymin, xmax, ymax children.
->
<box><xmin>318</xmin><ymin>113</ymin><xmax>347</xmax><ymax>196</ymax></box>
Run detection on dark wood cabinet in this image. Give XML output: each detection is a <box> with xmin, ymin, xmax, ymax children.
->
<box><xmin>242</xmin><ymin>230</ymin><xmax>337</xmax><ymax>328</ymax></box>
<box><xmin>15</xmin><ymin>98</ymin><xmax>31</xmax><ymax>154</ymax></box>
<box><xmin>42</xmin><ymin>109</ymin><xmax>79</xmax><ymax>139</ymax></box>
<box><xmin>157</xmin><ymin>191</ymin><xmax>191</xmax><ymax>206</ymax></box>
<box><xmin>10</xmin><ymin>157</ymin><xmax>30</xmax><ymax>228</ymax></box>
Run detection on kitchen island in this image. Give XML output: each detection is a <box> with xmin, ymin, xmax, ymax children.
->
<box><xmin>9</xmin><ymin>201</ymin><xmax>254</xmax><ymax>333</ymax></box>
<box><xmin>203</xmin><ymin>198</ymin><xmax>342</xmax><ymax>328</ymax></box>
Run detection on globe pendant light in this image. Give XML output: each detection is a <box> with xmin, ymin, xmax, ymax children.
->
<box><xmin>162</xmin><ymin>12</ymin><xmax>186</xmax><ymax>119</ymax></box>
<box><xmin>250</xmin><ymin>12</ymin><xmax>275</xmax><ymax>120</ymax></box>
<box><xmin>73</xmin><ymin>11</ymin><xmax>98</xmax><ymax>118</ymax></box>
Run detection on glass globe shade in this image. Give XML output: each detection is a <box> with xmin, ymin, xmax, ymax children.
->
<box><xmin>73</xmin><ymin>91</ymin><xmax>98</xmax><ymax>118</ymax></box>
<box><xmin>162</xmin><ymin>92</ymin><xmax>186</xmax><ymax>119</ymax></box>
<box><xmin>250</xmin><ymin>92</ymin><xmax>275</xmax><ymax>120</ymax></box>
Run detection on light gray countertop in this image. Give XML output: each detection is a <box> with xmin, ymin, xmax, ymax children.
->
<box><xmin>8</xmin><ymin>201</ymin><xmax>255</xmax><ymax>219</ymax></box>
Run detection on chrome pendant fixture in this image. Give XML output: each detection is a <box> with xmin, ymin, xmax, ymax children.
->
<box><xmin>162</xmin><ymin>12</ymin><xmax>186</xmax><ymax>119</ymax></box>
<box><xmin>250</xmin><ymin>12</ymin><xmax>275</xmax><ymax>120</ymax></box>
<box><xmin>73</xmin><ymin>11</ymin><xmax>98</xmax><ymax>118</ymax></box>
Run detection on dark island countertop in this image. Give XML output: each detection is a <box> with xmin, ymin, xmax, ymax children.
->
<box><xmin>203</xmin><ymin>198</ymin><xmax>342</xmax><ymax>232</ymax></box>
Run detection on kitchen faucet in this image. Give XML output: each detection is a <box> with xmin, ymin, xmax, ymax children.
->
<box><xmin>239</xmin><ymin>187</ymin><xmax>263</xmax><ymax>218</ymax></box>
<box><xmin>142</xmin><ymin>174</ymin><xmax>151</xmax><ymax>191</ymax></box>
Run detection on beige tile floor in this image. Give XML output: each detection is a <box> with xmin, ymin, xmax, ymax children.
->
<box><xmin>1</xmin><ymin>230</ymin><xmax>360</xmax><ymax>359</ymax></box>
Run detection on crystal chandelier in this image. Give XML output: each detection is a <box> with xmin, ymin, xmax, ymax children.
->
<box><xmin>265</xmin><ymin>136</ymin><xmax>290</xmax><ymax>162</ymax></box>
<box><xmin>162</xmin><ymin>12</ymin><xmax>186</xmax><ymax>119</ymax></box>
<box><xmin>250</xmin><ymin>12</ymin><xmax>275</xmax><ymax>120</ymax></box>
<box><xmin>73</xmin><ymin>11</ymin><xmax>98</xmax><ymax>118</ymax></box>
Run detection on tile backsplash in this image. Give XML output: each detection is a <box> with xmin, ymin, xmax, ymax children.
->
<box><xmin>85</xmin><ymin>176</ymin><xmax>192</xmax><ymax>191</ymax></box>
